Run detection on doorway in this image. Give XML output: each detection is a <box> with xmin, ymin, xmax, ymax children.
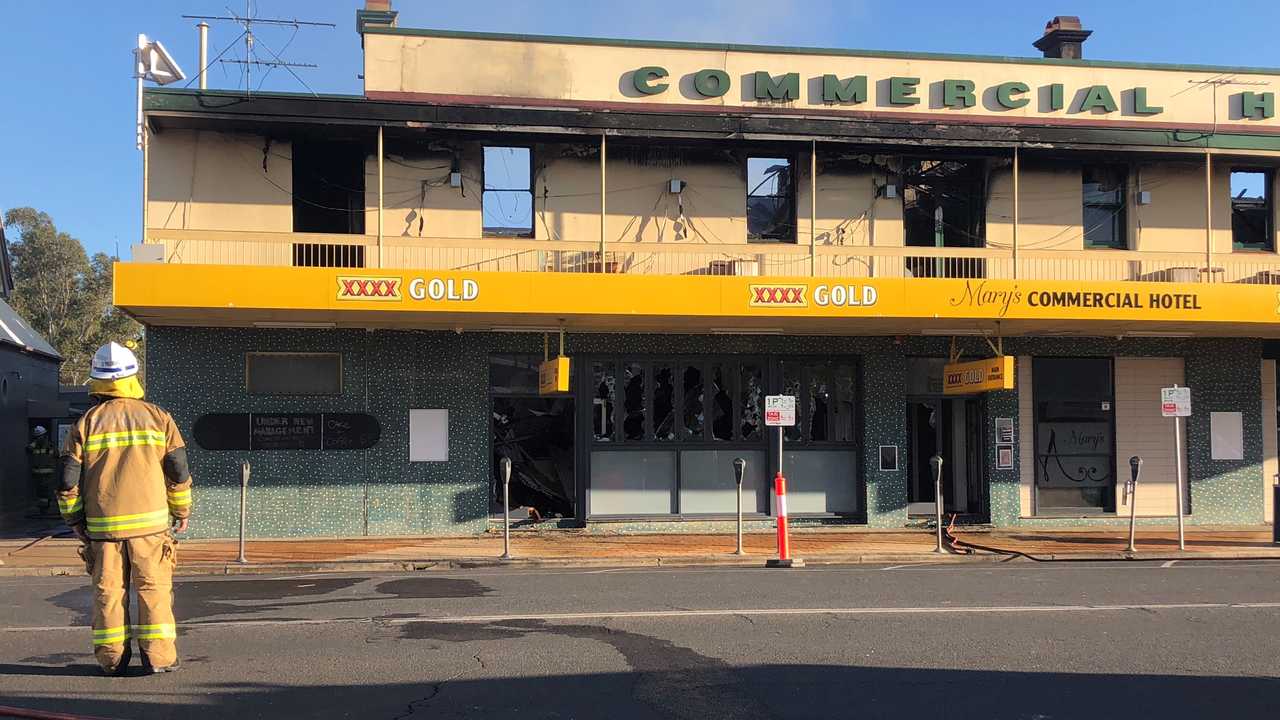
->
<box><xmin>489</xmin><ymin>354</ymin><xmax>577</xmax><ymax>521</ymax></box>
<box><xmin>906</xmin><ymin>397</ymin><xmax>986</xmax><ymax>518</ymax></box>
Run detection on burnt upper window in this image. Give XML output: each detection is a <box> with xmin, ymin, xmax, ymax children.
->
<box><xmin>1231</xmin><ymin>169</ymin><xmax>1274</xmax><ymax>252</ymax></box>
<box><xmin>292</xmin><ymin>141</ymin><xmax>366</xmax><ymax>235</ymax></box>
<box><xmin>747</xmin><ymin>156</ymin><xmax>796</xmax><ymax>242</ymax></box>
<box><xmin>1082</xmin><ymin>165</ymin><xmax>1127</xmax><ymax>250</ymax></box>
<box><xmin>902</xmin><ymin>159</ymin><xmax>986</xmax><ymax>249</ymax></box>
<box><xmin>483</xmin><ymin>147</ymin><xmax>533</xmax><ymax>237</ymax></box>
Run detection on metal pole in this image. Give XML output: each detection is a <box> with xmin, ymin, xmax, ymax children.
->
<box><xmin>931</xmin><ymin>454</ymin><xmax>945</xmax><ymax>553</ymax></box>
<box><xmin>1175</xmin><ymin>414</ymin><xmax>1186</xmax><ymax>550</ymax></box>
<box><xmin>1204</xmin><ymin>150</ymin><xmax>1213</xmax><ymax>279</ymax></box>
<box><xmin>197</xmin><ymin>22</ymin><xmax>208</xmax><ymax>90</ymax></box>
<box><xmin>1127</xmin><ymin>456</ymin><xmax>1142</xmax><ymax>553</ymax></box>
<box><xmin>237</xmin><ymin>461</ymin><xmax>249</xmax><ymax>564</ymax></box>
<box><xmin>377</xmin><ymin>125</ymin><xmax>385</xmax><ymax>269</ymax></box>
<box><xmin>500</xmin><ymin>456</ymin><xmax>513</xmax><ymax>560</ymax></box>
<box><xmin>809</xmin><ymin>139</ymin><xmax>817</xmax><ymax>277</ymax></box>
<box><xmin>733</xmin><ymin>457</ymin><xmax>746</xmax><ymax>555</ymax></box>
<box><xmin>1012</xmin><ymin>145</ymin><xmax>1020</xmax><ymax>279</ymax></box>
<box><xmin>599</xmin><ymin>133</ymin><xmax>607</xmax><ymax>270</ymax></box>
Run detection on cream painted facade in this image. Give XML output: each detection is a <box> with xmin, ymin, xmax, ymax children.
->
<box><xmin>143</xmin><ymin>130</ymin><xmax>1280</xmax><ymax>267</ymax></box>
<box><xmin>362</xmin><ymin>32</ymin><xmax>1280</xmax><ymax>131</ymax></box>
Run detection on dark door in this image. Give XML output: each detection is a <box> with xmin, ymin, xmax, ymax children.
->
<box><xmin>907</xmin><ymin>397</ymin><xmax>985</xmax><ymax>516</ymax></box>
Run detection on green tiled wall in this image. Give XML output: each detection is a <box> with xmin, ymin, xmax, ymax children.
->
<box><xmin>145</xmin><ymin>328</ymin><xmax>1267</xmax><ymax>537</ymax></box>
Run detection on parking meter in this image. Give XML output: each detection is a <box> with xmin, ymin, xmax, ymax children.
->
<box><xmin>1126</xmin><ymin>456</ymin><xmax>1142</xmax><ymax>552</ymax></box>
<box><xmin>732</xmin><ymin>457</ymin><xmax>747</xmax><ymax>555</ymax></box>
<box><xmin>929</xmin><ymin>454</ymin><xmax>944</xmax><ymax>553</ymax></box>
<box><xmin>499</xmin><ymin>455</ymin><xmax>513</xmax><ymax>559</ymax></box>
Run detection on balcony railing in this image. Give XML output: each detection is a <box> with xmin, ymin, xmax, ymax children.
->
<box><xmin>140</xmin><ymin>229</ymin><xmax>1280</xmax><ymax>285</ymax></box>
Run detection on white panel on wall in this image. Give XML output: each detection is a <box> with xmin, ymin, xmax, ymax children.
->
<box><xmin>1210</xmin><ymin>411</ymin><xmax>1244</xmax><ymax>461</ymax></box>
<box><xmin>409</xmin><ymin>409</ymin><xmax>449</xmax><ymax>462</ymax></box>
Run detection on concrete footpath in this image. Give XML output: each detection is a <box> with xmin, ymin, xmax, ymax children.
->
<box><xmin>1</xmin><ymin>527</ymin><xmax>1278</xmax><ymax>576</ymax></box>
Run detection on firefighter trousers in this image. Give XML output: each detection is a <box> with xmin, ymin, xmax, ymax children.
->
<box><xmin>84</xmin><ymin>533</ymin><xmax>179</xmax><ymax>672</ymax></box>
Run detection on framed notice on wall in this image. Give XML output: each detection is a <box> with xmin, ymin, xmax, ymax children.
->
<box><xmin>995</xmin><ymin>417</ymin><xmax>1014</xmax><ymax>444</ymax></box>
<box><xmin>879</xmin><ymin>445</ymin><xmax>900</xmax><ymax>472</ymax></box>
<box><xmin>409</xmin><ymin>409</ymin><xmax>449</xmax><ymax>462</ymax></box>
<box><xmin>996</xmin><ymin>445</ymin><xmax>1014</xmax><ymax>470</ymax></box>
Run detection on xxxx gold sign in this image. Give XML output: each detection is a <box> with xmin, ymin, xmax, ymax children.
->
<box><xmin>749</xmin><ymin>284</ymin><xmax>807</xmax><ymax>307</ymax></box>
<box><xmin>944</xmin><ymin>356</ymin><xmax>1016</xmax><ymax>395</ymax></box>
<box><xmin>337</xmin><ymin>276</ymin><xmax>403</xmax><ymax>301</ymax></box>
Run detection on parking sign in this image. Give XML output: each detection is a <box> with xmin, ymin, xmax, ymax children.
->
<box><xmin>765</xmin><ymin>395</ymin><xmax>796</xmax><ymax>427</ymax></box>
<box><xmin>1161</xmin><ymin>386</ymin><xmax>1191</xmax><ymax>417</ymax></box>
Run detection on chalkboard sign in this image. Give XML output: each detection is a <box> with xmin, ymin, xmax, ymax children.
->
<box><xmin>193</xmin><ymin>413</ymin><xmax>380</xmax><ymax>451</ymax></box>
<box><xmin>252</xmin><ymin>413</ymin><xmax>321</xmax><ymax>450</ymax></box>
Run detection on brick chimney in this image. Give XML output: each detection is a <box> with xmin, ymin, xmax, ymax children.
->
<box><xmin>357</xmin><ymin>0</ymin><xmax>398</xmax><ymax>34</ymax></box>
<box><xmin>1033</xmin><ymin>16</ymin><xmax>1092</xmax><ymax>59</ymax></box>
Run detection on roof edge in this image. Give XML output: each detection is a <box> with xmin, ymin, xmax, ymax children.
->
<box><xmin>361</xmin><ymin>25</ymin><xmax>1280</xmax><ymax>77</ymax></box>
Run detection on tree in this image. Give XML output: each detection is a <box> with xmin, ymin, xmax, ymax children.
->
<box><xmin>4</xmin><ymin>208</ymin><xmax>143</xmax><ymax>384</ymax></box>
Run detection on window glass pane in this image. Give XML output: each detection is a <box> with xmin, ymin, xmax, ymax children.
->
<box><xmin>653</xmin><ymin>364</ymin><xmax>676</xmax><ymax>441</ymax></box>
<box><xmin>1082</xmin><ymin>165</ymin><xmax>1126</xmax><ymax>250</ymax></box>
<box><xmin>622</xmin><ymin>362</ymin><xmax>645</xmax><ymax>441</ymax></box>
<box><xmin>589</xmin><ymin>450</ymin><xmax>675</xmax><ymax>515</ymax></box>
<box><xmin>709</xmin><ymin>364</ymin><xmax>733</xmax><ymax>441</ymax></box>
<box><xmin>778</xmin><ymin>450</ymin><xmax>859</xmax><ymax>513</ymax></box>
<box><xmin>747</xmin><ymin>157</ymin><xmax>795</xmax><ymax>241</ymax></box>
<box><xmin>483</xmin><ymin>147</ymin><xmax>531</xmax><ymax>189</ymax></box>
<box><xmin>682</xmin><ymin>365</ymin><xmax>704</xmax><ymax>439</ymax></box>
<box><xmin>483</xmin><ymin>147</ymin><xmax>532</xmax><ymax>236</ymax></box>
<box><xmin>781</xmin><ymin>362</ymin><xmax>803</xmax><ymax>442</ymax></box>
<box><xmin>679</xmin><ymin>449</ymin><xmax>768</xmax><ymax>514</ymax></box>
<box><xmin>808</xmin><ymin>365</ymin><xmax>831</xmax><ymax>442</ymax></box>
<box><xmin>739</xmin><ymin>363</ymin><xmax>763</xmax><ymax>441</ymax></box>
<box><xmin>1231</xmin><ymin>170</ymin><xmax>1272</xmax><ymax>251</ymax></box>
<box><xmin>482</xmin><ymin>190</ymin><xmax>533</xmax><ymax>236</ymax></box>
<box><xmin>592</xmin><ymin>362</ymin><xmax>615</xmax><ymax>442</ymax></box>
<box><xmin>246</xmin><ymin>353</ymin><xmax>341</xmax><ymax>395</ymax></box>
<box><xmin>833</xmin><ymin>363</ymin><xmax>857</xmax><ymax>443</ymax></box>
<box><xmin>1032</xmin><ymin>357</ymin><xmax>1114</xmax><ymax>512</ymax></box>
<box><xmin>488</xmin><ymin>354</ymin><xmax>541</xmax><ymax>395</ymax></box>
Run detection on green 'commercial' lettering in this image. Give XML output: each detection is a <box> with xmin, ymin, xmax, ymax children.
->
<box><xmin>995</xmin><ymin>82</ymin><xmax>1030</xmax><ymax>109</ymax></box>
<box><xmin>1079</xmin><ymin>85</ymin><xmax>1118</xmax><ymax>113</ymax></box>
<box><xmin>693</xmin><ymin>69</ymin><xmax>730</xmax><ymax>98</ymax></box>
<box><xmin>632</xmin><ymin>66</ymin><xmax>669</xmax><ymax>95</ymax></box>
<box><xmin>942</xmin><ymin>79</ymin><xmax>976</xmax><ymax>108</ymax></box>
<box><xmin>822</xmin><ymin>74</ymin><xmax>867</xmax><ymax>103</ymax></box>
<box><xmin>1131</xmin><ymin>87</ymin><xmax>1163</xmax><ymax>115</ymax></box>
<box><xmin>1048</xmin><ymin>83</ymin><xmax>1065</xmax><ymax>111</ymax></box>
<box><xmin>754</xmin><ymin>71</ymin><xmax>800</xmax><ymax>101</ymax></box>
<box><xmin>1242</xmin><ymin>92</ymin><xmax>1276</xmax><ymax>119</ymax></box>
<box><xmin>889</xmin><ymin>76</ymin><xmax>920</xmax><ymax>106</ymax></box>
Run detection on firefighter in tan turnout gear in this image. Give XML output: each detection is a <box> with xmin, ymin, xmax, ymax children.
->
<box><xmin>57</xmin><ymin>341</ymin><xmax>192</xmax><ymax>675</ymax></box>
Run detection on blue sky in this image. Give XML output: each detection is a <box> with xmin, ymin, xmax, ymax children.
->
<box><xmin>2</xmin><ymin>0</ymin><xmax>1278</xmax><ymax>256</ymax></box>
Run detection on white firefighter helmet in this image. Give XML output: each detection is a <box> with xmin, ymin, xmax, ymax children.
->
<box><xmin>89</xmin><ymin>341</ymin><xmax>140</xmax><ymax>380</ymax></box>
<box><xmin>32</xmin><ymin>425</ymin><xmax>47</xmax><ymax>438</ymax></box>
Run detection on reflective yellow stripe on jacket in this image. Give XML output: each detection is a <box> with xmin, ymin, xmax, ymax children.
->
<box><xmin>85</xmin><ymin>509</ymin><xmax>170</xmax><ymax>533</ymax></box>
<box><xmin>130</xmin><ymin>623</ymin><xmax>177</xmax><ymax>640</ymax></box>
<box><xmin>93</xmin><ymin>625</ymin><xmax>129</xmax><ymax>646</ymax></box>
<box><xmin>57</xmin><ymin>496</ymin><xmax>84</xmax><ymax>514</ymax></box>
<box><xmin>83</xmin><ymin>429</ymin><xmax>166</xmax><ymax>453</ymax></box>
<box><xmin>166</xmin><ymin>488</ymin><xmax>192</xmax><ymax>509</ymax></box>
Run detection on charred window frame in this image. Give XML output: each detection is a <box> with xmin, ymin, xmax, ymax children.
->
<box><xmin>291</xmin><ymin>141</ymin><xmax>366</xmax><ymax>235</ymax></box>
<box><xmin>746</xmin><ymin>156</ymin><xmax>797</xmax><ymax>242</ymax></box>
<box><xmin>1082</xmin><ymin>164</ymin><xmax>1128</xmax><ymax>250</ymax></box>
<box><xmin>902</xmin><ymin>158</ymin><xmax>987</xmax><ymax>249</ymax></box>
<box><xmin>1231</xmin><ymin>168</ymin><xmax>1274</xmax><ymax>252</ymax></box>
<box><xmin>482</xmin><ymin>146</ymin><xmax>534</xmax><ymax>238</ymax></box>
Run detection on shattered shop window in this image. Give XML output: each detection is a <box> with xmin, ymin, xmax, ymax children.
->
<box><xmin>1231</xmin><ymin>169</ymin><xmax>1274</xmax><ymax>252</ymax></box>
<box><xmin>746</xmin><ymin>156</ymin><xmax>796</xmax><ymax>242</ymax></box>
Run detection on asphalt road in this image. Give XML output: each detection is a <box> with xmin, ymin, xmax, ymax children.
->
<box><xmin>1</xmin><ymin>559</ymin><xmax>1278</xmax><ymax>719</ymax></box>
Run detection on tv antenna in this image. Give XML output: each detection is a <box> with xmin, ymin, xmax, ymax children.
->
<box><xmin>183</xmin><ymin>2</ymin><xmax>334</xmax><ymax>96</ymax></box>
<box><xmin>1178</xmin><ymin>74</ymin><xmax>1271</xmax><ymax>137</ymax></box>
